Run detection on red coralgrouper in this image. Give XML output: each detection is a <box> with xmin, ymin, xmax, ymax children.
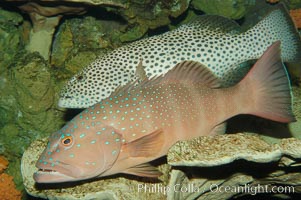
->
<box><xmin>34</xmin><ymin>41</ymin><xmax>295</xmax><ymax>183</ymax></box>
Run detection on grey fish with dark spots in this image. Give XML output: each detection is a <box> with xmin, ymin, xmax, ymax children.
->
<box><xmin>34</xmin><ymin>41</ymin><xmax>295</xmax><ymax>183</ymax></box>
<box><xmin>59</xmin><ymin>4</ymin><xmax>301</xmax><ymax>108</ymax></box>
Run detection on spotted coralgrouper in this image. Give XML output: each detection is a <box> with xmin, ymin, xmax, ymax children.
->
<box><xmin>58</xmin><ymin>4</ymin><xmax>301</xmax><ymax>109</ymax></box>
<box><xmin>34</xmin><ymin>41</ymin><xmax>295</xmax><ymax>183</ymax></box>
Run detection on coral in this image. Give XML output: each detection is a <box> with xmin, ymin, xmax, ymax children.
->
<box><xmin>290</xmin><ymin>9</ymin><xmax>301</xmax><ymax>28</ymax></box>
<box><xmin>0</xmin><ymin>156</ymin><xmax>22</xmax><ymax>200</ymax></box>
<box><xmin>0</xmin><ymin>156</ymin><xmax>8</xmax><ymax>173</ymax></box>
<box><xmin>4</xmin><ymin>0</ymin><xmax>124</xmax><ymax>60</ymax></box>
<box><xmin>167</xmin><ymin>134</ymin><xmax>301</xmax><ymax>200</ymax></box>
<box><xmin>167</xmin><ymin>133</ymin><xmax>301</xmax><ymax>166</ymax></box>
<box><xmin>17</xmin><ymin>2</ymin><xmax>86</xmax><ymax>60</ymax></box>
<box><xmin>289</xmin><ymin>86</ymin><xmax>301</xmax><ymax>138</ymax></box>
<box><xmin>22</xmin><ymin>134</ymin><xmax>301</xmax><ymax>199</ymax></box>
<box><xmin>0</xmin><ymin>174</ymin><xmax>22</xmax><ymax>200</ymax></box>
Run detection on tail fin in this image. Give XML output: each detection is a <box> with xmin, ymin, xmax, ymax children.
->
<box><xmin>247</xmin><ymin>3</ymin><xmax>301</xmax><ymax>63</ymax></box>
<box><xmin>239</xmin><ymin>41</ymin><xmax>296</xmax><ymax>123</ymax></box>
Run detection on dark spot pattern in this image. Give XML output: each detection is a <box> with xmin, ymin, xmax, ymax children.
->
<box><xmin>59</xmin><ymin>9</ymin><xmax>300</xmax><ymax>108</ymax></box>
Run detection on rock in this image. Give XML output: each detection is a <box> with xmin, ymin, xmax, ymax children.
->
<box><xmin>191</xmin><ymin>0</ymin><xmax>255</xmax><ymax>19</ymax></box>
<box><xmin>113</xmin><ymin>0</ymin><xmax>190</xmax><ymax>35</ymax></box>
<box><xmin>11</xmin><ymin>53</ymin><xmax>54</xmax><ymax>115</ymax></box>
<box><xmin>0</xmin><ymin>7</ymin><xmax>23</xmax><ymax>71</ymax></box>
<box><xmin>51</xmin><ymin>16</ymin><xmax>111</xmax><ymax>69</ymax></box>
<box><xmin>288</xmin><ymin>0</ymin><xmax>301</xmax><ymax>9</ymax></box>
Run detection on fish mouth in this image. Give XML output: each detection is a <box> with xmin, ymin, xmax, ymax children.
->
<box><xmin>58</xmin><ymin>96</ymin><xmax>88</xmax><ymax>109</ymax></box>
<box><xmin>34</xmin><ymin>163</ymin><xmax>79</xmax><ymax>183</ymax></box>
<box><xmin>34</xmin><ymin>168</ymin><xmax>75</xmax><ymax>183</ymax></box>
<box><xmin>37</xmin><ymin>168</ymin><xmax>56</xmax><ymax>173</ymax></box>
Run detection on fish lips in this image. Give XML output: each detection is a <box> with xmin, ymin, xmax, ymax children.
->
<box><xmin>33</xmin><ymin>170</ymin><xmax>76</xmax><ymax>183</ymax></box>
<box><xmin>34</xmin><ymin>162</ymin><xmax>86</xmax><ymax>183</ymax></box>
<box><xmin>58</xmin><ymin>96</ymin><xmax>89</xmax><ymax>109</ymax></box>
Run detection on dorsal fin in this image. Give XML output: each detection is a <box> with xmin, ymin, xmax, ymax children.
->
<box><xmin>110</xmin><ymin>61</ymin><xmax>221</xmax><ymax>97</ymax></box>
<box><xmin>162</xmin><ymin>61</ymin><xmax>221</xmax><ymax>88</ymax></box>
<box><xmin>110</xmin><ymin>59</ymin><xmax>147</xmax><ymax>97</ymax></box>
<box><xmin>179</xmin><ymin>15</ymin><xmax>241</xmax><ymax>34</ymax></box>
<box><xmin>135</xmin><ymin>59</ymin><xmax>148</xmax><ymax>80</ymax></box>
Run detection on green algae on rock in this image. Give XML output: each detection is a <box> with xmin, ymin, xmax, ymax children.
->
<box><xmin>288</xmin><ymin>0</ymin><xmax>301</xmax><ymax>9</ymax></box>
<box><xmin>11</xmin><ymin>53</ymin><xmax>54</xmax><ymax>115</ymax></box>
<box><xmin>191</xmin><ymin>0</ymin><xmax>256</xmax><ymax>19</ymax></box>
<box><xmin>110</xmin><ymin>0</ymin><xmax>190</xmax><ymax>37</ymax></box>
<box><xmin>9</xmin><ymin>53</ymin><xmax>65</xmax><ymax>134</ymax></box>
<box><xmin>51</xmin><ymin>16</ymin><xmax>112</xmax><ymax>68</ymax></box>
<box><xmin>0</xmin><ymin>52</ymin><xmax>67</xmax><ymax>191</ymax></box>
<box><xmin>0</xmin><ymin>7</ymin><xmax>23</xmax><ymax>71</ymax></box>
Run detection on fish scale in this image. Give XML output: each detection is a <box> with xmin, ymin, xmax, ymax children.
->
<box><xmin>59</xmin><ymin>4</ymin><xmax>301</xmax><ymax>109</ymax></box>
<box><xmin>34</xmin><ymin>42</ymin><xmax>295</xmax><ymax>183</ymax></box>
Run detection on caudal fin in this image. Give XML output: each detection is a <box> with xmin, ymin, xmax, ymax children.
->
<box><xmin>239</xmin><ymin>41</ymin><xmax>295</xmax><ymax>123</ymax></box>
<box><xmin>248</xmin><ymin>3</ymin><xmax>301</xmax><ymax>63</ymax></box>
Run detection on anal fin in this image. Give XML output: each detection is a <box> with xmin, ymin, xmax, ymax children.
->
<box><xmin>123</xmin><ymin>163</ymin><xmax>162</xmax><ymax>178</ymax></box>
<box><xmin>210</xmin><ymin>122</ymin><xmax>227</xmax><ymax>135</ymax></box>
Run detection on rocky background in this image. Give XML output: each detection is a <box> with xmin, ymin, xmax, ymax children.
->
<box><xmin>0</xmin><ymin>0</ymin><xmax>300</xmax><ymax>199</ymax></box>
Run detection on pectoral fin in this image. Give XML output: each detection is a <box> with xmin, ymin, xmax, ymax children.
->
<box><xmin>123</xmin><ymin>163</ymin><xmax>162</xmax><ymax>178</ymax></box>
<box><xmin>125</xmin><ymin>129</ymin><xmax>164</xmax><ymax>157</ymax></box>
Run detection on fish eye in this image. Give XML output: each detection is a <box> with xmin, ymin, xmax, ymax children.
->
<box><xmin>77</xmin><ymin>74</ymin><xmax>85</xmax><ymax>82</ymax></box>
<box><xmin>61</xmin><ymin>136</ymin><xmax>73</xmax><ymax>146</ymax></box>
